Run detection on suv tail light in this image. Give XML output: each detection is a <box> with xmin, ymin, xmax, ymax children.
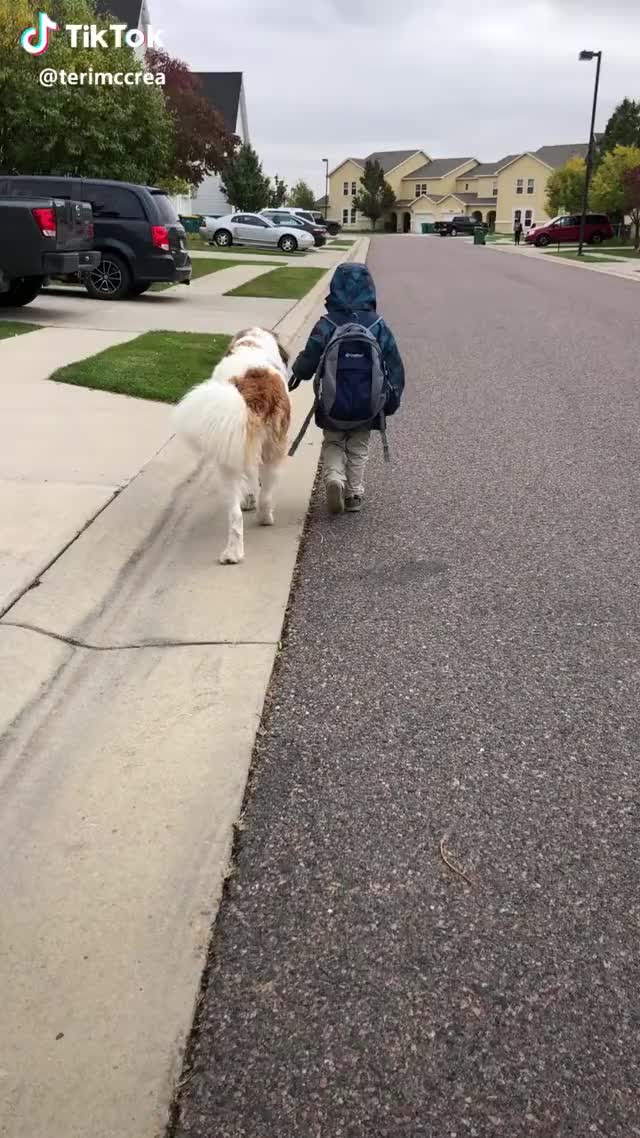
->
<box><xmin>32</xmin><ymin>207</ymin><xmax>57</xmax><ymax>238</ymax></box>
<box><xmin>151</xmin><ymin>225</ymin><xmax>170</xmax><ymax>252</ymax></box>
<box><xmin>85</xmin><ymin>220</ymin><xmax>94</xmax><ymax>240</ymax></box>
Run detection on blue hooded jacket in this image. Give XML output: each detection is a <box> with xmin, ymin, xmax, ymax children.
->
<box><xmin>291</xmin><ymin>263</ymin><xmax>405</xmax><ymax>431</ymax></box>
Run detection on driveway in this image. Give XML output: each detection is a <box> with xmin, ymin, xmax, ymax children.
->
<box><xmin>175</xmin><ymin>235</ymin><xmax>640</xmax><ymax>1137</ymax></box>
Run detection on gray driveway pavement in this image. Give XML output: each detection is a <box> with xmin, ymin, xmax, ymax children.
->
<box><xmin>174</xmin><ymin>236</ymin><xmax>640</xmax><ymax>1137</ymax></box>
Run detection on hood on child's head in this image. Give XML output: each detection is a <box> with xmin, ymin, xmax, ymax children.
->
<box><xmin>326</xmin><ymin>262</ymin><xmax>376</xmax><ymax>313</ymax></box>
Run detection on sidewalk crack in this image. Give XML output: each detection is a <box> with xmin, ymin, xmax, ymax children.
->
<box><xmin>1</xmin><ymin>621</ymin><xmax>274</xmax><ymax>651</ymax></box>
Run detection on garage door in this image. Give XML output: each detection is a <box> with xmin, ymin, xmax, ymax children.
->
<box><xmin>412</xmin><ymin>213</ymin><xmax>434</xmax><ymax>233</ymax></box>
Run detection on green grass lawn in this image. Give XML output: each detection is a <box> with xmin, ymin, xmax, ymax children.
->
<box><xmin>330</xmin><ymin>239</ymin><xmax>356</xmax><ymax>248</ymax></box>
<box><xmin>226</xmin><ymin>266</ymin><xmax>326</xmax><ymax>299</ymax></box>
<box><xmin>596</xmin><ymin>246</ymin><xmax>640</xmax><ymax>257</ymax></box>
<box><xmin>151</xmin><ymin>257</ymin><xmax>280</xmax><ymax>291</ymax></box>
<box><xmin>0</xmin><ymin>320</ymin><xmax>41</xmax><ymax>340</ymax></box>
<box><xmin>545</xmin><ymin>251</ymin><xmax>620</xmax><ymax>264</ymax></box>
<box><xmin>50</xmin><ymin>330</ymin><xmax>231</xmax><ymax>404</ymax></box>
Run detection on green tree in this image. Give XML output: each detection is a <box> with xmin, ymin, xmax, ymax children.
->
<box><xmin>545</xmin><ymin>156</ymin><xmax>587</xmax><ymax>216</ymax></box>
<box><xmin>599</xmin><ymin>99</ymin><xmax>640</xmax><ymax>159</ymax></box>
<box><xmin>622</xmin><ymin>166</ymin><xmax>640</xmax><ymax>249</ymax></box>
<box><xmin>268</xmin><ymin>173</ymin><xmax>288</xmax><ymax>207</ymax></box>
<box><xmin>591</xmin><ymin>145</ymin><xmax>640</xmax><ymax>245</ymax></box>
<box><xmin>353</xmin><ymin>159</ymin><xmax>395</xmax><ymax>230</ymax></box>
<box><xmin>288</xmin><ymin>179</ymin><xmax>315</xmax><ymax>209</ymax></box>
<box><xmin>220</xmin><ymin>143</ymin><xmax>271</xmax><ymax>211</ymax></box>
<box><xmin>0</xmin><ymin>0</ymin><xmax>171</xmax><ymax>182</ymax></box>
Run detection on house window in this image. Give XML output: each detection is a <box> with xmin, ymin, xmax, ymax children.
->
<box><xmin>527</xmin><ymin>178</ymin><xmax>534</xmax><ymax>194</ymax></box>
<box><xmin>492</xmin><ymin>181</ymin><xmax>498</xmax><ymax>196</ymax></box>
<box><xmin>416</xmin><ymin>183</ymin><xmax>428</xmax><ymax>196</ymax></box>
<box><xmin>342</xmin><ymin>208</ymin><xmax>349</xmax><ymax>224</ymax></box>
<box><xmin>514</xmin><ymin>209</ymin><xmax>522</xmax><ymax>223</ymax></box>
<box><xmin>464</xmin><ymin>183</ymin><xmax>469</xmax><ymax>191</ymax></box>
<box><xmin>351</xmin><ymin>181</ymin><xmax>357</xmax><ymax>195</ymax></box>
<box><xmin>524</xmin><ymin>209</ymin><xmax>533</xmax><ymax>227</ymax></box>
<box><xmin>516</xmin><ymin>178</ymin><xmax>524</xmax><ymax>194</ymax></box>
<box><xmin>416</xmin><ymin>185</ymin><xmax>422</xmax><ymax>197</ymax></box>
<box><xmin>343</xmin><ymin>181</ymin><xmax>349</xmax><ymax>196</ymax></box>
<box><xmin>350</xmin><ymin>207</ymin><xmax>357</xmax><ymax>224</ymax></box>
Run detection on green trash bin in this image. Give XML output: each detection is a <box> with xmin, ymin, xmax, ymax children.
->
<box><xmin>474</xmin><ymin>226</ymin><xmax>486</xmax><ymax>246</ymax></box>
<box><xmin>421</xmin><ymin>223</ymin><xmax>429</xmax><ymax>234</ymax></box>
<box><xmin>179</xmin><ymin>214</ymin><xmax>204</xmax><ymax>234</ymax></box>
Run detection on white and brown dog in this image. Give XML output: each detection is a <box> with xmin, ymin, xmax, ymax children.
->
<box><xmin>174</xmin><ymin>327</ymin><xmax>291</xmax><ymax>564</ymax></box>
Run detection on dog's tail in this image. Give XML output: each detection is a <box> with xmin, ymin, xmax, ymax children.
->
<box><xmin>173</xmin><ymin>379</ymin><xmax>250</xmax><ymax>472</ymax></box>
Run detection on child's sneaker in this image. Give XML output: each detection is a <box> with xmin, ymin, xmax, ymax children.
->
<box><xmin>326</xmin><ymin>479</ymin><xmax>344</xmax><ymax>515</ymax></box>
<box><xmin>345</xmin><ymin>495</ymin><xmax>362</xmax><ymax>513</ymax></box>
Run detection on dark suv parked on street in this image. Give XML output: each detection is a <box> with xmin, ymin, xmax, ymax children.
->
<box><xmin>0</xmin><ymin>176</ymin><xmax>192</xmax><ymax>299</ymax></box>
<box><xmin>437</xmin><ymin>215</ymin><xmax>488</xmax><ymax>236</ymax></box>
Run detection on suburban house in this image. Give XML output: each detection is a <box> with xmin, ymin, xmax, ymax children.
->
<box><xmin>95</xmin><ymin>0</ymin><xmax>151</xmax><ymax>50</ymax></box>
<box><xmin>328</xmin><ymin>143</ymin><xmax>590</xmax><ymax>234</ymax></box>
<box><xmin>96</xmin><ymin>1</ymin><xmax>249</xmax><ymax>217</ymax></box>
<box><xmin>190</xmin><ymin>73</ymin><xmax>250</xmax><ymax>217</ymax></box>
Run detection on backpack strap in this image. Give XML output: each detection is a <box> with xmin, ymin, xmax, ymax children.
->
<box><xmin>379</xmin><ymin>409</ymin><xmax>390</xmax><ymax>463</ymax></box>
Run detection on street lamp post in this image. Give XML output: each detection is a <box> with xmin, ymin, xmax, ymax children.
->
<box><xmin>577</xmin><ymin>49</ymin><xmax>602</xmax><ymax>257</ymax></box>
<box><xmin>322</xmin><ymin>158</ymin><xmax>329</xmax><ymax>220</ymax></box>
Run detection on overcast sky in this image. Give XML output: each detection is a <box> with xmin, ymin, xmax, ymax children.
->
<box><xmin>153</xmin><ymin>0</ymin><xmax>638</xmax><ymax>194</ymax></box>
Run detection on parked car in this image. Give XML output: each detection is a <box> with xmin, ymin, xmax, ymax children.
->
<box><xmin>260</xmin><ymin>209</ymin><xmax>327</xmax><ymax>246</ymax></box>
<box><xmin>311</xmin><ymin>211</ymin><xmax>341</xmax><ymax>236</ymax></box>
<box><xmin>200</xmin><ymin>212</ymin><xmax>314</xmax><ymax>252</ymax></box>
<box><xmin>437</xmin><ymin>215</ymin><xmax>488</xmax><ymax>237</ymax></box>
<box><xmin>0</xmin><ymin>196</ymin><xmax>99</xmax><ymax>307</ymax></box>
<box><xmin>525</xmin><ymin>213</ymin><xmax>613</xmax><ymax>247</ymax></box>
<box><xmin>0</xmin><ymin>176</ymin><xmax>191</xmax><ymax>299</ymax></box>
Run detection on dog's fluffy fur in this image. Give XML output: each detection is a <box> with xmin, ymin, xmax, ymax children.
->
<box><xmin>174</xmin><ymin>327</ymin><xmax>291</xmax><ymax>564</ymax></box>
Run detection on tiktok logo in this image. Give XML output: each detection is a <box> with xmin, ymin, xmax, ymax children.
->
<box><xmin>20</xmin><ymin>12</ymin><xmax>59</xmax><ymax>55</ymax></box>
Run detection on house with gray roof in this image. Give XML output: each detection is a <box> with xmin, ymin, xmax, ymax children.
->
<box><xmin>328</xmin><ymin>140</ymin><xmax>592</xmax><ymax>234</ymax></box>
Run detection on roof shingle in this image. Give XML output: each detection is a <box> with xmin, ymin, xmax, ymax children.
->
<box><xmin>192</xmin><ymin>72</ymin><xmax>243</xmax><ymax>133</ymax></box>
<box><xmin>534</xmin><ymin>143</ymin><xmax>589</xmax><ymax>168</ymax></box>
<box><xmin>95</xmin><ymin>0</ymin><xmax>143</xmax><ymax>24</ymax></box>
<box><xmin>403</xmin><ymin>157</ymin><xmax>476</xmax><ymax>180</ymax></box>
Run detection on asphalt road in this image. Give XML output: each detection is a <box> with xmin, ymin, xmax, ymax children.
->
<box><xmin>173</xmin><ymin>238</ymin><xmax>640</xmax><ymax>1138</ymax></box>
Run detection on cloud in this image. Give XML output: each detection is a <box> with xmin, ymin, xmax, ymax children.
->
<box><xmin>151</xmin><ymin>0</ymin><xmax>638</xmax><ymax>193</ymax></box>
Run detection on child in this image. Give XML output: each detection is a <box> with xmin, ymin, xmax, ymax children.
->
<box><xmin>288</xmin><ymin>263</ymin><xmax>405</xmax><ymax>514</ymax></box>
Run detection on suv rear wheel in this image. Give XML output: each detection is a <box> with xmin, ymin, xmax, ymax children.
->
<box><xmin>0</xmin><ymin>275</ymin><xmax>43</xmax><ymax>307</ymax></box>
<box><xmin>590</xmin><ymin>232</ymin><xmax>603</xmax><ymax>245</ymax></box>
<box><xmin>84</xmin><ymin>252</ymin><xmax>132</xmax><ymax>300</ymax></box>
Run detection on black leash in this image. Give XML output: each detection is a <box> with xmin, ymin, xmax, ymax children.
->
<box><xmin>288</xmin><ymin>398</ymin><xmax>317</xmax><ymax>457</ymax></box>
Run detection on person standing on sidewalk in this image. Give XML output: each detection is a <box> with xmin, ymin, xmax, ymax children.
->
<box><xmin>514</xmin><ymin>218</ymin><xmax>523</xmax><ymax>245</ymax></box>
<box><xmin>288</xmin><ymin>263</ymin><xmax>405</xmax><ymax>514</ymax></box>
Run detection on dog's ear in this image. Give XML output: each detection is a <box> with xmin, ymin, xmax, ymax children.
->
<box><xmin>276</xmin><ymin>336</ymin><xmax>290</xmax><ymax>365</ymax></box>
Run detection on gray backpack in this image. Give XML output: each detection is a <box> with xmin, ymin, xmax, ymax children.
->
<box><xmin>316</xmin><ymin>319</ymin><xmax>387</xmax><ymax>432</ymax></box>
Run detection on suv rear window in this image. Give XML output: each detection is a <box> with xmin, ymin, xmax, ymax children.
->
<box><xmin>149</xmin><ymin>191</ymin><xmax>179</xmax><ymax>225</ymax></box>
<box><xmin>82</xmin><ymin>184</ymin><xmax>145</xmax><ymax>219</ymax></box>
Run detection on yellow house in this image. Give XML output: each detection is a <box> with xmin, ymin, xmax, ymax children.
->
<box><xmin>327</xmin><ymin>142</ymin><xmax>589</xmax><ymax>234</ymax></box>
<box><xmin>328</xmin><ymin>150</ymin><xmax>429</xmax><ymax>229</ymax></box>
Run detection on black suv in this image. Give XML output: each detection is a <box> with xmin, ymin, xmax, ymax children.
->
<box><xmin>437</xmin><ymin>215</ymin><xmax>488</xmax><ymax>236</ymax></box>
<box><xmin>0</xmin><ymin>176</ymin><xmax>191</xmax><ymax>299</ymax></box>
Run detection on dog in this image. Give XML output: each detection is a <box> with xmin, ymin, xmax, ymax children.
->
<box><xmin>173</xmin><ymin>327</ymin><xmax>291</xmax><ymax>564</ymax></box>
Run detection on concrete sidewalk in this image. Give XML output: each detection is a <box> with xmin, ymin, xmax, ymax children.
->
<box><xmin>0</xmin><ymin>327</ymin><xmax>169</xmax><ymax>615</ymax></box>
<box><xmin>0</xmin><ymin>237</ymin><xmax>368</xmax><ymax>1138</ymax></box>
<box><xmin>487</xmin><ymin>237</ymin><xmax>640</xmax><ymax>282</ymax></box>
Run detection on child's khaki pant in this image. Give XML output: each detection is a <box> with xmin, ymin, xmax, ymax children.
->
<box><xmin>322</xmin><ymin>429</ymin><xmax>371</xmax><ymax>497</ymax></box>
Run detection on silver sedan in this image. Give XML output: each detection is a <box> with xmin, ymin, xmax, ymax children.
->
<box><xmin>199</xmin><ymin>212</ymin><xmax>314</xmax><ymax>253</ymax></box>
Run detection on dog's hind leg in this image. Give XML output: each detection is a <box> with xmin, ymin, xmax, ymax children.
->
<box><xmin>220</xmin><ymin>474</ymin><xmax>245</xmax><ymax>564</ymax></box>
<box><xmin>241</xmin><ymin>465</ymin><xmax>259</xmax><ymax>512</ymax></box>
<box><xmin>257</xmin><ymin>462</ymin><xmax>280</xmax><ymax>527</ymax></box>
